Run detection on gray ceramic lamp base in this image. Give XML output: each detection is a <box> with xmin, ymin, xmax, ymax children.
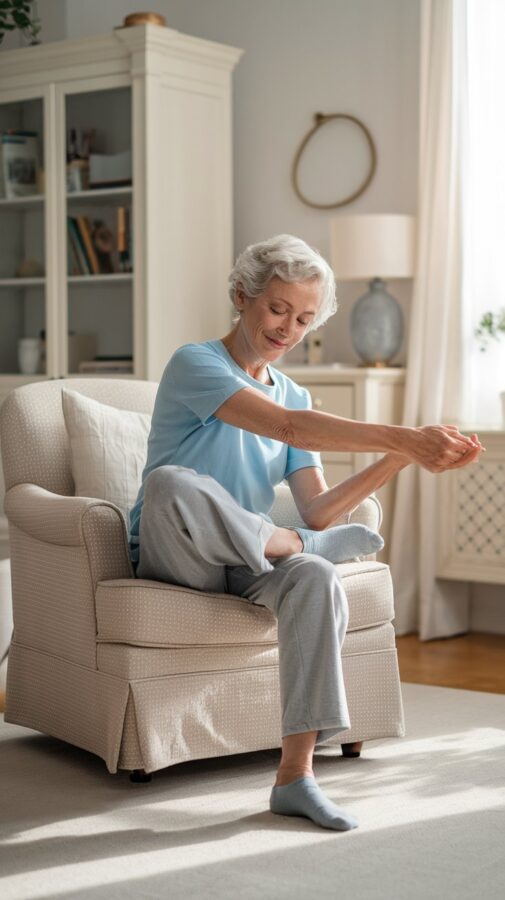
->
<box><xmin>350</xmin><ymin>277</ymin><xmax>404</xmax><ymax>366</ymax></box>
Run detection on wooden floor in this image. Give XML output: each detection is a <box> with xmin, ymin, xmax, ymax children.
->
<box><xmin>1</xmin><ymin>634</ymin><xmax>504</xmax><ymax>714</ymax></box>
<box><xmin>396</xmin><ymin>633</ymin><xmax>505</xmax><ymax>695</ymax></box>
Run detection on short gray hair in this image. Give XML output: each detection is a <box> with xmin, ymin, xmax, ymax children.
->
<box><xmin>228</xmin><ymin>234</ymin><xmax>337</xmax><ymax>332</ymax></box>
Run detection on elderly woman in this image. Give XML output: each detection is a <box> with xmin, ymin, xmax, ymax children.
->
<box><xmin>129</xmin><ymin>234</ymin><xmax>482</xmax><ymax>832</ymax></box>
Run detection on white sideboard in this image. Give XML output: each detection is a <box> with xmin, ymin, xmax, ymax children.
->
<box><xmin>277</xmin><ymin>364</ymin><xmax>406</xmax><ymax>563</ymax></box>
<box><xmin>437</xmin><ymin>428</ymin><xmax>505</xmax><ymax>584</ymax></box>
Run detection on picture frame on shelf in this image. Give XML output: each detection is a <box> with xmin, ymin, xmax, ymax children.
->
<box><xmin>1</xmin><ymin>131</ymin><xmax>39</xmax><ymax>198</ymax></box>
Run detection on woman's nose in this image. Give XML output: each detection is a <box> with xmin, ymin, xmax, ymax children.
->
<box><xmin>277</xmin><ymin>321</ymin><xmax>291</xmax><ymax>337</ymax></box>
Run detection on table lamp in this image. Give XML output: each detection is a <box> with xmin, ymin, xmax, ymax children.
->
<box><xmin>330</xmin><ymin>214</ymin><xmax>416</xmax><ymax>366</ymax></box>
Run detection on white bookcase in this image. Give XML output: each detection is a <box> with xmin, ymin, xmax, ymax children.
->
<box><xmin>0</xmin><ymin>24</ymin><xmax>242</xmax><ymax>558</ymax></box>
<box><xmin>0</xmin><ymin>24</ymin><xmax>242</xmax><ymax>383</ymax></box>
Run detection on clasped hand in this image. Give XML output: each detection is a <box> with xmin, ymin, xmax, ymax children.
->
<box><xmin>394</xmin><ymin>424</ymin><xmax>485</xmax><ymax>472</ymax></box>
<box><xmin>416</xmin><ymin>425</ymin><xmax>484</xmax><ymax>472</ymax></box>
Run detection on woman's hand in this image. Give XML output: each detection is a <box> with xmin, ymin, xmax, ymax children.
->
<box><xmin>403</xmin><ymin>425</ymin><xmax>485</xmax><ymax>473</ymax></box>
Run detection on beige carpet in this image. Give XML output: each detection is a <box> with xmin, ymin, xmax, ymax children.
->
<box><xmin>1</xmin><ymin>682</ymin><xmax>504</xmax><ymax>900</ymax></box>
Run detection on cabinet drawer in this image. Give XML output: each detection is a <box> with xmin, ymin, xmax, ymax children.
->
<box><xmin>304</xmin><ymin>384</ymin><xmax>354</xmax><ymax>418</ymax></box>
<box><xmin>299</xmin><ymin>383</ymin><xmax>354</xmax><ymax>464</ymax></box>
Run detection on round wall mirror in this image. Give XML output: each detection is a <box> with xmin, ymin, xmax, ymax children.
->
<box><xmin>291</xmin><ymin>113</ymin><xmax>377</xmax><ymax>209</ymax></box>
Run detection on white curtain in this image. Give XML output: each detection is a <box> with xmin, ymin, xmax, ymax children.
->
<box><xmin>461</xmin><ymin>0</ymin><xmax>505</xmax><ymax>426</ymax></box>
<box><xmin>389</xmin><ymin>0</ymin><xmax>471</xmax><ymax>639</ymax></box>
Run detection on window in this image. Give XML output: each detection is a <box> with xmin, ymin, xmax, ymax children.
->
<box><xmin>461</xmin><ymin>0</ymin><xmax>505</xmax><ymax>426</ymax></box>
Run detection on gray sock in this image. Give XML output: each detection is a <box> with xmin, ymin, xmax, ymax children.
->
<box><xmin>270</xmin><ymin>776</ymin><xmax>359</xmax><ymax>831</ymax></box>
<box><xmin>291</xmin><ymin>523</ymin><xmax>384</xmax><ymax>564</ymax></box>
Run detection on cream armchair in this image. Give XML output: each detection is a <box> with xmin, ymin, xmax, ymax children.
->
<box><xmin>0</xmin><ymin>379</ymin><xmax>405</xmax><ymax>780</ymax></box>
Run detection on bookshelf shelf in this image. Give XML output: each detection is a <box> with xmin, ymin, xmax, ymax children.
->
<box><xmin>67</xmin><ymin>187</ymin><xmax>133</xmax><ymax>205</ymax></box>
<box><xmin>0</xmin><ymin>278</ymin><xmax>45</xmax><ymax>287</ymax></box>
<box><xmin>68</xmin><ymin>274</ymin><xmax>133</xmax><ymax>285</ymax></box>
<box><xmin>0</xmin><ymin>195</ymin><xmax>44</xmax><ymax>210</ymax></box>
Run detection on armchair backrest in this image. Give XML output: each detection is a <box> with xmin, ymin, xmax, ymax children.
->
<box><xmin>0</xmin><ymin>377</ymin><xmax>327</xmax><ymax>530</ymax></box>
<box><xmin>0</xmin><ymin>379</ymin><xmax>158</xmax><ymax>494</ymax></box>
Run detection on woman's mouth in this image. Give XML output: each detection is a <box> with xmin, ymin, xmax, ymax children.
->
<box><xmin>267</xmin><ymin>336</ymin><xmax>286</xmax><ymax>348</ymax></box>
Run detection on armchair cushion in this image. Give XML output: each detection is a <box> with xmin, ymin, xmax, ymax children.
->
<box><xmin>61</xmin><ymin>387</ymin><xmax>151</xmax><ymax>525</ymax></box>
<box><xmin>95</xmin><ymin>560</ymin><xmax>394</xmax><ymax>649</ymax></box>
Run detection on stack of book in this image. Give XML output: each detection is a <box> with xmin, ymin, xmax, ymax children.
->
<box><xmin>67</xmin><ymin>207</ymin><xmax>132</xmax><ymax>275</ymax></box>
<box><xmin>67</xmin><ymin>216</ymin><xmax>99</xmax><ymax>275</ymax></box>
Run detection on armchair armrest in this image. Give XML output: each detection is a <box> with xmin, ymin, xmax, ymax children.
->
<box><xmin>270</xmin><ymin>482</ymin><xmax>382</xmax><ymax>533</ymax></box>
<box><xmin>5</xmin><ymin>483</ymin><xmax>134</xmax><ymax>585</ymax></box>
<box><xmin>348</xmin><ymin>493</ymin><xmax>383</xmax><ymax>532</ymax></box>
<box><xmin>4</xmin><ymin>483</ymin><xmax>134</xmax><ymax>666</ymax></box>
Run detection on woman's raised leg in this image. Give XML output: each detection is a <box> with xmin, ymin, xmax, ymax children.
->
<box><xmin>136</xmin><ymin>465</ymin><xmax>292</xmax><ymax>591</ymax></box>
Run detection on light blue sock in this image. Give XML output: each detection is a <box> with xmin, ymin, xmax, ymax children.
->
<box><xmin>270</xmin><ymin>776</ymin><xmax>359</xmax><ymax>831</ymax></box>
<box><xmin>291</xmin><ymin>522</ymin><xmax>384</xmax><ymax>564</ymax></box>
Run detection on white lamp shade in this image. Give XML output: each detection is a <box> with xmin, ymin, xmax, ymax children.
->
<box><xmin>330</xmin><ymin>214</ymin><xmax>416</xmax><ymax>280</ymax></box>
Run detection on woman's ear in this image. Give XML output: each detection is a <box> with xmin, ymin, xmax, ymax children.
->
<box><xmin>234</xmin><ymin>285</ymin><xmax>246</xmax><ymax>312</ymax></box>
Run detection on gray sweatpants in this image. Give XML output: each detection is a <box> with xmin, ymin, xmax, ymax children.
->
<box><xmin>136</xmin><ymin>465</ymin><xmax>351</xmax><ymax>746</ymax></box>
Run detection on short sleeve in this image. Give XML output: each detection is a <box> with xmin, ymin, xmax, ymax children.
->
<box><xmin>168</xmin><ymin>344</ymin><xmax>249</xmax><ymax>425</ymax></box>
<box><xmin>284</xmin><ymin>384</ymin><xmax>324</xmax><ymax>478</ymax></box>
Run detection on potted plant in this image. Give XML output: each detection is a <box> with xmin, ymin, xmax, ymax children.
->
<box><xmin>475</xmin><ymin>308</ymin><xmax>505</xmax><ymax>427</ymax></box>
<box><xmin>0</xmin><ymin>1</ymin><xmax>41</xmax><ymax>46</ymax></box>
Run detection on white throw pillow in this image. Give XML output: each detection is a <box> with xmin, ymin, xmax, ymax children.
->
<box><xmin>61</xmin><ymin>387</ymin><xmax>151</xmax><ymax>525</ymax></box>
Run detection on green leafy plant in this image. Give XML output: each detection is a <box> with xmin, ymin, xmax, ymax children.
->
<box><xmin>475</xmin><ymin>308</ymin><xmax>505</xmax><ymax>352</ymax></box>
<box><xmin>0</xmin><ymin>0</ymin><xmax>41</xmax><ymax>46</ymax></box>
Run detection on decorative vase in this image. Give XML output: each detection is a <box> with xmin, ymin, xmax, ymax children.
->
<box><xmin>350</xmin><ymin>277</ymin><xmax>403</xmax><ymax>366</ymax></box>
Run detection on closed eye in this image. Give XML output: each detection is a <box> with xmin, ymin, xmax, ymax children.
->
<box><xmin>270</xmin><ymin>306</ymin><xmax>309</xmax><ymax>326</ymax></box>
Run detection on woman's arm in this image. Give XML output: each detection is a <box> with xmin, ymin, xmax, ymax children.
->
<box><xmin>215</xmin><ymin>386</ymin><xmax>483</xmax><ymax>472</ymax></box>
<box><xmin>285</xmin><ymin>409</ymin><xmax>483</xmax><ymax>473</ymax></box>
<box><xmin>304</xmin><ymin>453</ymin><xmax>409</xmax><ymax>531</ymax></box>
<box><xmin>306</xmin><ymin>438</ymin><xmax>483</xmax><ymax>531</ymax></box>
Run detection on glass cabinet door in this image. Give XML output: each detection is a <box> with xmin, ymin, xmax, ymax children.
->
<box><xmin>0</xmin><ymin>97</ymin><xmax>46</xmax><ymax>377</ymax></box>
<box><xmin>64</xmin><ymin>85</ymin><xmax>133</xmax><ymax>378</ymax></box>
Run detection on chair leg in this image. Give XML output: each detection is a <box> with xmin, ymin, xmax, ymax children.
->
<box><xmin>341</xmin><ymin>741</ymin><xmax>363</xmax><ymax>758</ymax></box>
<box><xmin>130</xmin><ymin>768</ymin><xmax>152</xmax><ymax>783</ymax></box>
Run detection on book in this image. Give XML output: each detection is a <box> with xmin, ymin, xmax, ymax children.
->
<box><xmin>76</xmin><ymin>215</ymin><xmax>100</xmax><ymax>274</ymax></box>
<box><xmin>70</xmin><ymin>216</ymin><xmax>92</xmax><ymax>273</ymax></box>
<box><xmin>67</xmin><ymin>217</ymin><xmax>90</xmax><ymax>274</ymax></box>
<box><xmin>67</xmin><ymin>231</ymin><xmax>81</xmax><ymax>275</ymax></box>
<box><xmin>117</xmin><ymin>206</ymin><xmax>132</xmax><ymax>272</ymax></box>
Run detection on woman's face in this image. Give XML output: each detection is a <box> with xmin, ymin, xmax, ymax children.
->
<box><xmin>236</xmin><ymin>276</ymin><xmax>321</xmax><ymax>358</ymax></box>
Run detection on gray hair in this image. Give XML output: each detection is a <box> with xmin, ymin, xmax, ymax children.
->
<box><xmin>228</xmin><ymin>234</ymin><xmax>337</xmax><ymax>332</ymax></box>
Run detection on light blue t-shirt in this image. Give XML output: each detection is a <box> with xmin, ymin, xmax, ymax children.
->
<box><xmin>128</xmin><ymin>339</ymin><xmax>323</xmax><ymax>564</ymax></box>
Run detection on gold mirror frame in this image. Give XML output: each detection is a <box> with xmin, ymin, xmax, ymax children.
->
<box><xmin>291</xmin><ymin>112</ymin><xmax>377</xmax><ymax>209</ymax></box>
